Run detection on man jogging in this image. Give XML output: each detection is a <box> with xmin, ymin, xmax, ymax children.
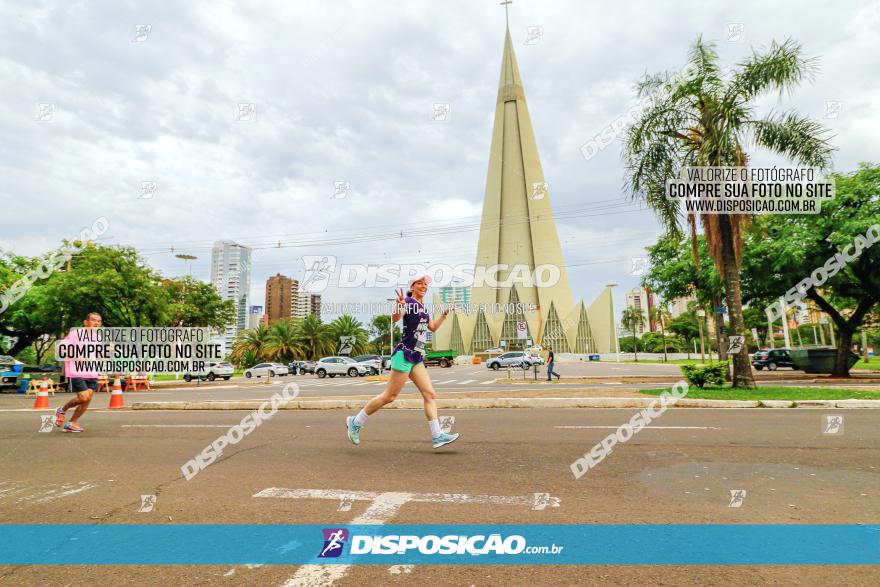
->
<box><xmin>546</xmin><ymin>346</ymin><xmax>560</xmax><ymax>381</ymax></box>
<box><xmin>346</xmin><ymin>275</ymin><xmax>460</xmax><ymax>449</ymax></box>
<box><xmin>55</xmin><ymin>312</ymin><xmax>102</xmax><ymax>433</ymax></box>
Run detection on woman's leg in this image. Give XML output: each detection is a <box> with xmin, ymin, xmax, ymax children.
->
<box><xmin>409</xmin><ymin>363</ymin><xmax>458</xmax><ymax>447</ymax></box>
<box><xmin>407</xmin><ymin>363</ymin><xmax>438</xmax><ymax>422</ymax></box>
<box><xmin>363</xmin><ymin>369</ymin><xmax>410</xmax><ymax>415</ymax></box>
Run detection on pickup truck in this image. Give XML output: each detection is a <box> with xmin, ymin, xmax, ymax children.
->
<box><xmin>423</xmin><ymin>350</ymin><xmax>455</xmax><ymax>368</ymax></box>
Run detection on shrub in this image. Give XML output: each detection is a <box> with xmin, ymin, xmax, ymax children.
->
<box><xmin>680</xmin><ymin>362</ymin><xmax>727</xmax><ymax>388</ymax></box>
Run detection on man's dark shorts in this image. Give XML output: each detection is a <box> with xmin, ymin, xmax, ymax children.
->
<box><xmin>70</xmin><ymin>378</ymin><xmax>99</xmax><ymax>393</ymax></box>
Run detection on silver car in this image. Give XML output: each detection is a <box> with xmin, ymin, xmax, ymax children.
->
<box><xmin>485</xmin><ymin>351</ymin><xmax>533</xmax><ymax>370</ymax></box>
<box><xmin>243</xmin><ymin>362</ymin><xmax>290</xmax><ymax>378</ymax></box>
<box><xmin>315</xmin><ymin>356</ymin><xmax>369</xmax><ymax>378</ymax></box>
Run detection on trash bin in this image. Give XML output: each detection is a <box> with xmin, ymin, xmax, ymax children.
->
<box><xmin>790</xmin><ymin>348</ymin><xmax>859</xmax><ymax>374</ymax></box>
<box><xmin>17</xmin><ymin>377</ymin><xmax>30</xmax><ymax>393</ymax></box>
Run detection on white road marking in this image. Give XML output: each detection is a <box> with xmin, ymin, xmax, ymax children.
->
<box><xmin>554</xmin><ymin>425</ymin><xmax>721</xmax><ymax>430</ymax></box>
<box><xmin>389</xmin><ymin>564</ymin><xmax>414</xmax><ymax>575</ymax></box>
<box><xmin>436</xmin><ymin>379</ymin><xmax>458</xmax><ymax>384</ymax></box>
<box><xmin>256</xmin><ymin>487</ymin><xmax>560</xmax><ymax>586</ymax></box>
<box><xmin>456</xmin><ymin>380</ymin><xmax>476</xmax><ymax>385</ymax></box>
<box><xmin>480</xmin><ymin>379</ymin><xmax>496</xmax><ymax>384</ymax></box>
<box><xmin>353</xmin><ymin>382</ymin><xmax>372</xmax><ymax>386</ymax></box>
<box><xmin>4</xmin><ymin>481</ymin><xmax>99</xmax><ymax>504</ymax></box>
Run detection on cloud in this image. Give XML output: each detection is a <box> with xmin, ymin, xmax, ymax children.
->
<box><xmin>1</xmin><ymin>0</ymin><xmax>876</xmax><ymax>324</ymax></box>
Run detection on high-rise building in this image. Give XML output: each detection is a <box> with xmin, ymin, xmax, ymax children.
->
<box><xmin>292</xmin><ymin>291</ymin><xmax>321</xmax><ymax>321</ymax></box>
<box><xmin>433</xmin><ymin>24</ymin><xmax>615</xmax><ymax>354</ymax></box>
<box><xmin>624</xmin><ymin>287</ymin><xmax>656</xmax><ymax>336</ymax></box>
<box><xmin>265</xmin><ymin>274</ymin><xmax>300</xmax><ymax>323</ymax></box>
<box><xmin>210</xmin><ymin>240</ymin><xmax>251</xmax><ymax>353</ymax></box>
<box><xmin>309</xmin><ymin>294</ymin><xmax>322</xmax><ymax>321</ymax></box>
<box><xmin>438</xmin><ymin>286</ymin><xmax>470</xmax><ymax>306</ymax></box>
<box><xmin>248</xmin><ymin>305</ymin><xmax>265</xmax><ymax>329</ymax></box>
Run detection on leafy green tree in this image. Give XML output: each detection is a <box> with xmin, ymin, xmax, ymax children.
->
<box><xmin>1</xmin><ymin>244</ymin><xmax>166</xmax><ymax>355</ymax></box>
<box><xmin>229</xmin><ymin>324</ymin><xmax>271</xmax><ymax>367</ymax></box>
<box><xmin>297</xmin><ymin>314</ymin><xmax>332</xmax><ymax>360</ymax></box>
<box><xmin>624</xmin><ymin>37</ymin><xmax>834</xmax><ymax>387</ymax></box>
<box><xmin>741</xmin><ymin>164</ymin><xmax>880</xmax><ymax>375</ymax></box>
<box><xmin>264</xmin><ymin>319</ymin><xmax>304</xmax><ymax>363</ymax></box>
<box><xmin>327</xmin><ymin>315</ymin><xmax>369</xmax><ymax>356</ymax></box>
<box><xmin>649</xmin><ymin>305</ymin><xmax>672</xmax><ymax>361</ymax></box>
<box><xmin>370</xmin><ymin>314</ymin><xmax>401</xmax><ymax>355</ymax></box>
<box><xmin>162</xmin><ymin>276</ymin><xmax>236</xmax><ymax>329</ymax></box>
<box><xmin>620</xmin><ymin>307</ymin><xmax>646</xmax><ymax>361</ymax></box>
<box><xmin>668</xmin><ymin>312</ymin><xmax>700</xmax><ymax>358</ymax></box>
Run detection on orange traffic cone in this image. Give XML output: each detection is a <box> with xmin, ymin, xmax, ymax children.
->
<box><xmin>32</xmin><ymin>379</ymin><xmax>50</xmax><ymax>409</ymax></box>
<box><xmin>108</xmin><ymin>376</ymin><xmax>125</xmax><ymax>409</ymax></box>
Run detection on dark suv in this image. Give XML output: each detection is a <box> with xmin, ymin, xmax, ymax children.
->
<box><xmin>752</xmin><ymin>348</ymin><xmax>797</xmax><ymax>371</ymax></box>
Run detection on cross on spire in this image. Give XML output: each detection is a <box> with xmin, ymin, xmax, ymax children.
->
<box><xmin>500</xmin><ymin>0</ymin><xmax>512</xmax><ymax>29</ymax></box>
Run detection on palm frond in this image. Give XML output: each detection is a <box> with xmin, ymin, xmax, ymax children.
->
<box><xmin>747</xmin><ymin>111</ymin><xmax>835</xmax><ymax>168</ymax></box>
<box><xmin>728</xmin><ymin>38</ymin><xmax>819</xmax><ymax>104</ymax></box>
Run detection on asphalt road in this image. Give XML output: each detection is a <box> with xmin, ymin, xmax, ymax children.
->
<box><xmin>5</xmin><ymin>362</ymin><xmax>877</xmax><ymax>408</ymax></box>
<box><xmin>1</xmin><ymin>405</ymin><xmax>877</xmax><ymax>586</ymax></box>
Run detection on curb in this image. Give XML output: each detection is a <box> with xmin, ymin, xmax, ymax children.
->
<box><xmin>131</xmin><ymin>397</ymin><xmax>880</xmax><ymax>410</ymax></box>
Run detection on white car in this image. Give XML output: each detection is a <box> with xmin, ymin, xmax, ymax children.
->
<box><xmin>183</xmin><ymin>361</ymin><xmax>235</xmax><ymax>382</ymax></box>
<box><xmin>315</xmin><ymin>356</ymin><xmax>369</xmax><ymax>378</ymax></box>
<box><xmin>526</xmin><ymin>353</ymin><xmax>545</xmax><ymax>365</ymax></box>
<box><xmin>243</xmin><ymin>362</ymin><xmax>289</xmax><ymax>378</ymax></box>
<box><xmin>484</xmin><ymin>347</ymin><xmax>504</xmax><ymax>354</ymax></box>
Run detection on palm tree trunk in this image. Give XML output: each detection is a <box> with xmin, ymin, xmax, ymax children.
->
<box><xmin>661</xmin><ymin>320</ymin><xmax>668</xmax><ymax>362</ymax></box>
<box><xmin>718</xmin><ymin>215</ymin><xmax>755</xmax><ymax>388</ymax></box>
<box><xmin>689</xmin><ymin>214</ymin><xmax>729</xmax><ymax>379</ymax></box>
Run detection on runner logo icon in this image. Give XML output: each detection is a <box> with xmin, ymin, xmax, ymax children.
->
<box><xmin>319</xmin><ymin>528</ymin><xmax>349</xmax><ymax>558</ymax></box>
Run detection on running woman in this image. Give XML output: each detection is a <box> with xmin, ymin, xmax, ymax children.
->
<box><xmin>55</xmin><ymin>312</ymin><xmax>103</xmax><ymax>433</ymax></box>
<box><xmin>346</xmin><ymin>275</ymin><xmax>460</xmax><ymax>449</ymax></box>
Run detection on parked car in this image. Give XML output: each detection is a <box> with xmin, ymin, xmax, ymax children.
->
<box><xmin>484</xmin><ymin>347</ymin><xmax>503</xmax><ymax>354</ymax></box>
<box><xmin>243</xmin><ymin>362</ymin><xmax>290</xmax><ymax>378</ymax></box>
<box><xmin>183</xmin><ymin>361</ymin><xmax>235</xmax><ymax>382</ymax></box>
<box><xmin>0</xmin><ymin>355</ymin><xmax>24</xmax><ymax>389</ymax></box>
<box><xmin>353</xmin><ymin>354</ymin><xmax>382</xmax><ymax>375</ymax></box>
<box><xmin>752</xmin><ymin>348</ymin><xmax>797</xmax><ymax>371</ymax></box>
<box><xmin>381</xmin><ymin>355</ymin><xmax>392</xmax><ymax>370</ymax></box>
<box><xmin>315</xmin><ymin>356</ymin><xmax>369</xmax><ymax>378</ymax></box>
<box><xmin>298</xmin><ymin>361</ymin><xmax>317</xmax><ymax>374</ymax></box>
<box><xmin>526</xmin><ymin>352</ymin><xmax>545</xmax><ymax>365</ymax></box>
<box><xmin>485</xmin><ymin>351</ymin><xmax>535</xmax><ymax>370</ymax></box>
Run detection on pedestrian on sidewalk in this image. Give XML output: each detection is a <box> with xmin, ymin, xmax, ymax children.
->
<box><xmin>546</xmin><ymin>346</ymin><xmax>561</xmax><ymax>381</ymax></box>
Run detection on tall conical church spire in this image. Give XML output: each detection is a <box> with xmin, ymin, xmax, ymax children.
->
<box><xmin>432</xmin><ymin>20</ymin><xmax>617</xmax><ymax>355</ymax></box>
<box><xmin>471</xmin><ymin>23</ymin><xmax>574</xmax><ymax>325</ymax></box>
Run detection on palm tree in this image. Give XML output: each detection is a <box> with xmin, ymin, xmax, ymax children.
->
<box><xmin>229</xmin><ymin>324</ymin><xmax>270</xmax><ymax>367</ymax></box>
<box><xmin>264</xmin><ymin>318</ymin><xmax>304</xmax><ymax>363</ymax></box>
<box><xmin>623</xmin><ymin>37</ymin><xmax>834</xmax><ymax>388</ymax></box>
<box><xmin>649</xmin><ymin>304</ymin><xmax>672</xmax><ymax>362</ymax></box>
<box><xmin>327</xmin><ymin>314</ymin><xmax>370</xmax><ymax>356</ymax></box>
<box><xmin>621</xmin><ymin>307</ymin><xmax>646</xmax><ymax>362</ymax></box>
<box><xmin>296</xmin><ymin>314</ymin><xmax>332</xmax><ymax>360</ymax></box>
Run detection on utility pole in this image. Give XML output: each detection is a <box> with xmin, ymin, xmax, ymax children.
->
<box><xmin>696</xmin><ymin>309</ymin><xmax>706</xmax><ymax>362</ymax></box>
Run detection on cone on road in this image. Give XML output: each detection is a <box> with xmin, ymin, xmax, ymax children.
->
<box><xmin>108</xmin><ymin>376</ymin><xmax>125</xmax><ymax>409</ymax></box>
<box><xmin>32</xmin><ymin>379</ymin><xmax>50</xmax><ymax>409</ymax></box>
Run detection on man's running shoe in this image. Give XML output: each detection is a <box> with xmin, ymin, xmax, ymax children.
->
<box><xmin>63</xmin><ymin>423</ymin><xmax>84</xmax><ymax>433</ymax></box>
<box><xmin>54</xmin><ymin>407</ymin><xmax>66</xmax><ymax>428</ymax></box>
<box><xmin>432</xmin><ymin>432</ymin><xmax>460</xmax><ymax>449</ymax></box>
<box><xmin>346</xmin><ymin>416</ymin><xmax>360</xmax><ymax>446</ymax></box>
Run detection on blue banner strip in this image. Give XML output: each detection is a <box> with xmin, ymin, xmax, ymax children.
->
<box><xmin>1</xmin><ymin>525</ymin><xmax>877</xmax><ymax>565</ymax></box>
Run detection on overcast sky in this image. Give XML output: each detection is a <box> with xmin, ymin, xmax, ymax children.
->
<box><xmin>2</xmin><ymin>0</ymin><xmax>879</xmax><ymax>324</ymax></box>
